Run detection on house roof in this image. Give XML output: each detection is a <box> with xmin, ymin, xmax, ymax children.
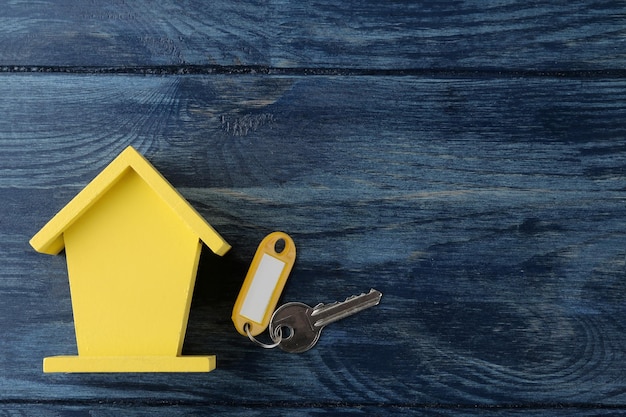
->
<box><xmin>30</xmin><ymin>146</ymin><xmax>231</xmax><ymax>256</ymax></box>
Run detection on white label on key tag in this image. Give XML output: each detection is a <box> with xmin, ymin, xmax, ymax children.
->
<box><xmin>239</xmin><ymin>254</ymin><xmax>285</xmax><ymax>323</ymax></box>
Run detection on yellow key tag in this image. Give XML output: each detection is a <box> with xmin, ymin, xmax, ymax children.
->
<box><xmin>232</xmin><ymin>232</ymin><xmax>296</xmax><ymax>336</ymax></box>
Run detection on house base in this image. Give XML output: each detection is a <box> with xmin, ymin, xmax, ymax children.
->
<box><xmin>43</xmin><ymin>355</ymin><xmax>216</xmax><ymax>373</ymax></box>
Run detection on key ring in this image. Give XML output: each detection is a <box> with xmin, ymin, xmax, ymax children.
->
<box><xmin>244</xmin><ymin>323</ymin><xmax>282</xmax><ymax>349</ymax></box>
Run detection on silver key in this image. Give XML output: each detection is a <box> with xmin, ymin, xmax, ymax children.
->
<box><xmin>269</xmin><ymin>289</ymin><xmax>383</xmax><ymax>353</ymax></box>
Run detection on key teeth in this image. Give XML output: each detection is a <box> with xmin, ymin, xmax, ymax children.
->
<box><xmin>346</xmin><ymin>289</ymin><xmax>372</xmax><ymax>300</ymax></box>
<box><xmin>341</xmin><ymin>289</ymin><xmax>381</xmax><ymax>303</ymax></box>
<box><xmin>314</xmin><ymin>289</ymin><xmax>382</xmax><ymax>314</ymax></box>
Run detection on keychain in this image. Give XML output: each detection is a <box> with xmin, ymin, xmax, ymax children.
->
<box><xmin>232</xmin><ymin>231</ymin><xmax>296</xmax><ymax>346</ymax></box>
<box><xmin>233</xmin><ymin>232</ymin><xmax>383</xmax><ymax>353</ymax></box>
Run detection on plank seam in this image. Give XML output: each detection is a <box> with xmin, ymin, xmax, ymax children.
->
<box><xmin>2</xmin><ymin>399</ymin><xmax>626</xmax><ymax>409</ymax></box>
<box><xmin>1</xmin><ymin>65</ymin><xmax>626</xmax><ymax>79</ymax></box>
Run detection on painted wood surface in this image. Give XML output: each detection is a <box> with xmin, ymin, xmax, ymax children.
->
<box><xmin>2</xmin><ymin>74</ymin><xmax>626</xmax><ymax>414</ymax></box>
<box><xmin>1</xmin><ymin>0</ymin><xmax>626</xmax><ymax>415</ymax></box>
<box><xmin>0</xmin><ymin>0</ymin><xmax>624</xmax><ymax>70</ymax></box>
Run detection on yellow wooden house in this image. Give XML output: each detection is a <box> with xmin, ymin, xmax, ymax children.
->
<box><xmin>30</xmin><ymin>146</ymin><xmax>231</xmax><ymax>373</ymax></box>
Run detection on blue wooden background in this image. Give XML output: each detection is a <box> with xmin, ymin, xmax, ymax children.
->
<box><xmin>1</xmin><ymin>1</ymin><xmax>626</xmax><ymax>415</ymax></box>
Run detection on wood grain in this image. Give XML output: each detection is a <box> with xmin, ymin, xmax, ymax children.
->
<box><xmin>2</xmin><ymin>0</ymin><xmax>626</xmax><ymax>414</ymax></box>
<box><xmin>269</xmin><ymin>0</ymin><xmax>626</xmax><ymax>70</ymax></box>
<box><xmin>0</xmin><ymin>0</ymin><xmax>624</xmax><ymax>70</ymax></box>
<box><xmin>1</xmin><ymin>74</ymin><xmax>625</xmax><ymax>414</ymax></box>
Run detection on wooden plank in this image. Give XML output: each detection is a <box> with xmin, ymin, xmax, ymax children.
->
<box><xmin>0</xmin><ymin>0</ymin><xmax>270</xmax><ymax>67</ymax></box>
<box><xmin>1</xmin><ymin>73</ymin><xmax>626</xmax><ymax>410</ymax></box>
<box><xmin>269</xmin><ymin>0</ymin><xmax>626</xmax><ymax>71</ymax></box>
<box><xmin>0</xmin><ymin>1</ymin><xmax>624</xmax><ymax>70</ymax></box>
